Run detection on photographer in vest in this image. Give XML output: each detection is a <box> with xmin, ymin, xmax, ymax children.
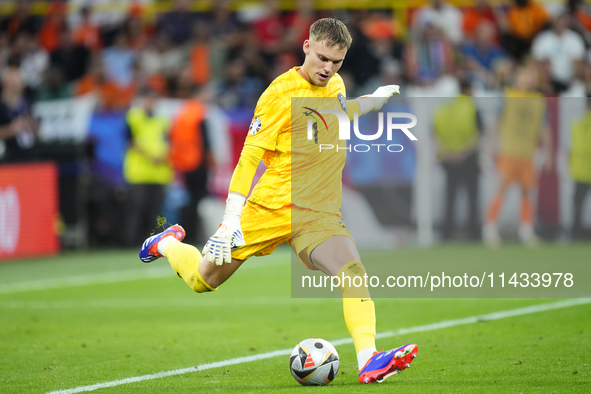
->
<box><xmin>570</xmin><ymin>96</ymin><xmax>591</xmax><ymax>240</ymax></box>
<box><xmin>123</xmin><ymin>86</ymin><xmax>172</xmax><ymax>246</ymax></box>
<box><xmin>433</xmin><ymin>79</ymin><xmax>482</xmax><ymax>241</ymax></box>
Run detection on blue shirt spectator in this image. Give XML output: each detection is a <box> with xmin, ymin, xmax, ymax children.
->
<box><xmin>102</xmin><ymin>32</ymin><xmax>135</xmax><ymax>88</ymax></box>
<box><xmin>462</xmin><ymin>42</ymin><xmax>507</xmax><ymax>70</ymax></box>
<box><xmin>156</xmin><ymin>0</ymin><xmax>197</xmax><ymax>45</ymax></box>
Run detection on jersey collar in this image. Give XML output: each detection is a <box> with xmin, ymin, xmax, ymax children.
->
<box><xmin>291</xmin><ymin>67</ymin><xmax>329</xmax><ymax>91</ymax></box>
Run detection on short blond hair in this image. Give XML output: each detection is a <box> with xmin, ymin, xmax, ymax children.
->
<box><xmin>309</xmin><ymin>18</ymin><xmax>352</xmax><ymax>50</ymax></box>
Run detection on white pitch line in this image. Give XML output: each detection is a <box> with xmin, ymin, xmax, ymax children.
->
<box><xmin>0</xmin><ymin>266</ymin><xmax>171</xmax><ymax>295</ymax></box>
<box><xmin>0</xmin><ymin>259</ymin><xmax>281</xmax><ymax>295</ymax></box>
<box><xmin>0</xmin><ymin>297</ymin><xmax>340</xmax><ymax>309</ymax></box>
<box><xmin>45</xmin><ymin>297</ymin><xmax>591</xmax><ymax>394</ymax></box>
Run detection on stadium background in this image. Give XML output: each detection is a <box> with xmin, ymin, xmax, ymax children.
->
<box><xmin>1</xmin><ymin>1</ymin><xmax>590</xmax><ymax>393</ymax></box>
<box><xmin>1</xmin><ymin>0</ymin><xmax>591</xmax><ymax>257</ymax></box>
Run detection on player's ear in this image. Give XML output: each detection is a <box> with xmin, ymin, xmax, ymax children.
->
<box><xmin>303</xmin><ymin>39</ymin><xmax>310</xmax><ymax>56</ymax></box>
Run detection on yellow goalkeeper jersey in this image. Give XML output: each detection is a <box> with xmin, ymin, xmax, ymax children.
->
<box><xmin>245</xmin><ymin>66</ymin><xmax>347</xmax><ymax>214</ymax></box>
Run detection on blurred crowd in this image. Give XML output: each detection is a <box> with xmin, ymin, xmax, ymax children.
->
<box><xmin>1</xmin><ymin>0</ymin><xmax>591</xmax><ymax>247</ymax></box>
<box><xmin>4</xmin><ymin>0</ymin><xmax>591</xmax><ymax>111</ymax></box>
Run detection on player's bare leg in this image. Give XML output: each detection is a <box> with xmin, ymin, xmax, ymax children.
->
<box><xmin>198</xmin><ymin>257</ymin><xmax>246</xmax><ymax>288</ymax></box>
<box><xmin>309</xmin><ymin>235</ymin><xmax>417</xmax><ymax>383</ymax></box>
<box><xmin>309</xmin><ymin>235</ymin><xmax>360</xmax><ymax>276</ymax></box>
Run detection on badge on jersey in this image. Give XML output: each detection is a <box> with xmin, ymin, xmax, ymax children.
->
<box><xmin>249</xmin><ymin>117</ymin><xmax>262</xmax><ymax>135</ymax></box>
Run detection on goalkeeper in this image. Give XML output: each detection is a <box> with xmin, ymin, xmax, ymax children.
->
<box><xmin>140</xmin><ymin>18</ymin><xmax>418</xmax><ymax>384</ymax></box>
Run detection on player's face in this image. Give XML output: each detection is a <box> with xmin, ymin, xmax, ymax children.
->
<box><xmin>302</xmin><ymin>39</ymin><xmax>347</xmax><ymax>87</ymax></box>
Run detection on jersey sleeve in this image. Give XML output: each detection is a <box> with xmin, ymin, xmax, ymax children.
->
<box><xmin>244</xmin><ymin>87</ymin><xmax>288</xmax><ymax>151</ymax></box>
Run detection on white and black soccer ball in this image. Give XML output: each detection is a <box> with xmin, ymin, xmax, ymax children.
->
<box><xmin>289</xmin><ymin>338</ymin><xmax>339</xmax><ymax>386</ymax></box>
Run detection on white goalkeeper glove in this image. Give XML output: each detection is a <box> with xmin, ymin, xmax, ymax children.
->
<box><xmin>202</xmin><ymin>194</ymin><xmax>246</xmax><ymax>266</ymax></box>
<box><xmin>356</xmin><ymin>85</ymin><xmax>400</xmax><ymax>116</ymax></box>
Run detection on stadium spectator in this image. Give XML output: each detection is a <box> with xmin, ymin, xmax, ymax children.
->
<box><xmin>49</xmin><ymin>27</ymin><xmax>91</xmax><ymax>83</ymax></box>
<box><xmin>0</xmin><ymin>60</ymin><xmax>38</xmax><ymax>162</ymax></box>
<box><xmin>123</xmin><ymin>87</ymin><xmax>172</xmax><ymax>246</ymax></box>
<box><xmin>140</xmin><ymin>32</ymin><xmax>185</xmax><ymax>83</ymax></box>
<box><xmin>169</xmin><ymin>88</ymin><xmax>213</xmax><ymax>244</ymax></box>
<box><xmin>208</xmin><ymin>0</ymin><xmax>242</xmax><ymax>47</ymax></box>
<box><xmin>156</xmin><ymin>0</ymin><xmax>197</xmax><ymax>45</ymax></box>
<box><xmin>353</xmin><ymin>10</ymin><xmax>405</xmax><ymax>94</ymax></box>
<box><xmin>75</xmin><ymin>59</ymin><xmax>122</xmax><ymax>111</ymax></box>
<box><xmin>102</xmin><ymin>30</ymin><xmax>135</xmax><ymax>88</ymax></box>
<box><xmin>500</xmin><ymin>0</ymin><xmax>549</xmax><ymax>60</ymax></box>
<box><xmin>462</xmin><ymin>0</ymin><xmax>500</xmax><ymax>41</ymax></box>
<box><xmin>36</xmin><ymin>66</ymin><xmax>73</xmax><ymax>101</ymax></box>
<box><xmin>405</xmin><ymin>22</ymin><xmax>454</xmax><ymax>86</ymax></box>
<box><xmin>483</xmin><ymin>66</ymin><xmax>552</xmax><ymax>246</ymax></box>
<box><xmin>359</xmin><ymin>11</ymin><xmax>405</xmax><ymax>82</ymax></box>
<box><xmin>110</xmin><ymin>60</ymin><xmax>169</xmax><ymax>111</ymax></box>
<box><xmin>174</xmin><ymin>66</ymin><xmax>196</xmax><ymax>99</ymax></box>
<box><xmin>566</xmin><ymin>0</ymin><xmax>591</xmax><ymax>46</ymax></box>
<box><xmin>580</xmin><ymin>58</ymin><xmax>591</xmax><ymax>95</ymax></box>
<box><xmin>206</xmin><ymin>1</ymin><xmax>244</xmax><ymax>81</ymax></box>
<box><xmin>360</xmin><ymin>11</ymin><xmax>398</xmax><ymax>43</ymax></box>
<box><xmin>284</xmin><ymin>0</ymin><xmax>316</xmax><ymax>51</ymax></box>
<box><xmin>412</xmin><ymin>0</ymin><xmax>463</xmax><ymax>45</ymax></box>
<box><xmin>215</xmin><ymin>57</ymin><xmax>264</xmax><ymax>109</ymax></box>
<box><xmin>1</xmin><ymin>0</ymin><xmax>39</xmax><ymax>41</ymax></box>
<box><xmin>0</xmin><ymin>33</ymin><xmax>10</xmax><ymax>69</ymax></box>
<box><xmin>240</xmin><ymin>29</ymin><xmax>271</xmax><ymax>82</ymax></box>
<box><xmin>122</xmin><ymin>3</ymin><xmax>151</xmax><ymax>51</ymax></box>
<box><xmin>72</xmin><ymin>5</ymin><xmax>102</xmax><ymax>53</ymax></box>
<box><xmin>188</xmin><ymin>22</ymin><xmax>212</xmax><ymax>87</ymax></box>
<box><xmin>11</xmin><ymin>32</ymin><xmax>48</xmax><ymax>95</ymax></box>
<box><xmin>37</xmin><ymin>0</ymin><xmax>67</xmax><ymax>52</ymax></box>
<box><xmin>462</xmin><ymin>21</ymin><xmax>507</xmax><ymax>88</ymax></box>
<box><xmin>252</xmin><ymin>0</ymin><xmax>285</xmax><ymax>57</ymax></box>
<box><xmin>209</xmin><ymin>0</ymin><xmax>241</xmax><ymax>39</ymax></box>
<box><xmin>531</xmin><ymin>9</ymin><xmax>585</xmax><ymax>94</ymax></box>
<box><xmin>433</xmin><ymin>80</ymin><xmax>482</xmax><ymax>240</ymax></box>
<box><xmin>493</xmin><ymin>58</ymin><xmax>516</xmax><ymax>91</ymax></box>
<box><xmin>569</xmin><ymin>97</ymin><xmax>591</xmax><ymax>240</ymax></box>
<box><xmin>339</xmin><ymin>12</ymin><xmax>380</xmax><ymax>87</ymax></box>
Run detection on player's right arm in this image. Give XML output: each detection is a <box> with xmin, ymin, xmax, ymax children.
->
<box><xmin>203</xmin><ymin>87</ymin><xmax>287</xmax><ymax>266</ymax></box>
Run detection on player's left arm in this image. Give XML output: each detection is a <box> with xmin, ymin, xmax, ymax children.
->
<box><xmin>345</xmin><ymin>85</ymin><xmax>400</xmax><ymax>121</ymax></box>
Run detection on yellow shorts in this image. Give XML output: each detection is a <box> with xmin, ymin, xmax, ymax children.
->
<box><xmin>232</xmin><ymin>201</ymin><xmax>354</xmax><ymax>270</ymax></box>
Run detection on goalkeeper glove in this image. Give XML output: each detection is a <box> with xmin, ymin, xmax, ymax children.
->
<box><xmin>203</xmin><ymin>194</ymin><xmax>246</xmax><ymax>266</ymax></box>
<box><xmin>356</xmin><ymin>85</ymin><xmax>400</xmax><ymax>116</ymax></box>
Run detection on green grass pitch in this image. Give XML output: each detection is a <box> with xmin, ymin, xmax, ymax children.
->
<box><xmin>0</xmin><ymin>245</ymin><xmax>590</xmax><ymax>393</ymax></box>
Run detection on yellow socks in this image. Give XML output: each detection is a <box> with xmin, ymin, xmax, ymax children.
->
<box><xmin>338</xmin><ymin>260</ymin><xmax>377</xmax><ymax>369</ymax></box>
<box><xmin>163</xmin><ymin>239</ymin><xmax>216</xmax><ymax>293</ymax></box>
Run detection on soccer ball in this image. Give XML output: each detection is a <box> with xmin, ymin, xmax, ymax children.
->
<box><xmin>289</xmin><ymin>338</ymin><xmax>339</xmax><ymax>386</ymax></box>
